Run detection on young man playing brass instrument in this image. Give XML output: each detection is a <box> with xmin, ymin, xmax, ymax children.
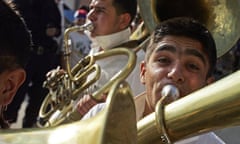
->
<box><xmin>82</xmin><ymin>17</ymin><xmax>225</xmax><ymax>144</ymax></box>
<box><xmin>76</xmin><ymin>0</ymin><xmax>145</xmax><ymax>115</ymax></box>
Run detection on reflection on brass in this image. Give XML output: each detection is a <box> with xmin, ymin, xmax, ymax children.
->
<box><xmin>137</xmin><ymin>70</ymin><xmax>240</xmax><ymax>144</ymax></box>
<box><xmin>0</xmin><ymin>80</ymin><xmax>137</xmax><ymax>144</ymax></box>
<box><xmin>3</xmin><ymin>1</ymin><xmax>239</xmax><ymax>144</ymax></box>
<box><xmin>38</xmin><ymin>47</ymin><xmax>136</xmax><ymax>127</ymax></box>
<box><xmin>37</xmin><ymin>21</ymin><xmax>136</xmax><ymax>127</ymax></box>
<box><xmin>136</xmin><ymin>1</ymin><xmax>240</xmax><ymax>142</ymax></box>
<box><xmin>138</xmin><ymin>0</ymin><xmax>240</xmax><ymax>57</ymax></box>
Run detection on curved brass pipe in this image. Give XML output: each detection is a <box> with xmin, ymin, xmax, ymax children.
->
<box><xmin>63</xmin><ymin>22</ymin><xmax>94</xmax><ymax>82</ymax></box>
<box><xmin>38</xmin><ymin>19</ymin><xmax>137</xmax><ymax>127</ymax></box>
<box><xmin>137</xmin><ymin>70</ymin><xmax>240</xmax><ymax>144</ymax></box>
<box><xmin>38</xmin><ymin>47</ymin><xmax>137</xmax><ymax>127</ymax></box>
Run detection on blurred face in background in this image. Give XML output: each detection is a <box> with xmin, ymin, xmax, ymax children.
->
<box><xmin>87</xmin><ymin>0</ymin><xmax>130</xmax><ymax>37</ymax></box>
<box><xmin>74</xmin><ymin>9</ymin><xmax>87</xmax><ymax>26</ymax></box>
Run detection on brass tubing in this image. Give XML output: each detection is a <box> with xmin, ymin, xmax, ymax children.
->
<box><xmin>137</xmin><ymin>70</ymin><xmax>240</xmax><ymax>143</ymax></box>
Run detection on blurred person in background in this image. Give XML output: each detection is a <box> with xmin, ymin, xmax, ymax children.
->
<box><xmin>75</xmin><ymin>0</ymin><xmax>145</xmax><ymax>116</ymax></box>
<box><xmin>61</xmin><ymin>6</ymin><xmax>92</xmax><ymax>69</ymax></box>
<box><xmin>4</xmin><ymin>0</ymin><xmax>62</xmax><ymax>128</ymax></box>
<box><xmin>0</xmin><ymin>0</ymin><xmax>31</xmax><ymax>129</ymax></box>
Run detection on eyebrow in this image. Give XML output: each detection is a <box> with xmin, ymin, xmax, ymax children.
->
<box><xmin>155</xmin><ymin>44</ymin><xmax>206</xmax><ymax>65</ymax></box>
<box><xmin>155</xmin><ymin>45</ymin><xmax>176</xmax><ymax>53</ymax></box>
<box><xmin>90</xmin><ymin>5</ymin><xmax>105</xmax><ymax>10</ymax></box>
<box><xmin>184</xmin><ymin>49</ymin><xmax>206</xmax><ymax>65</ymax></box>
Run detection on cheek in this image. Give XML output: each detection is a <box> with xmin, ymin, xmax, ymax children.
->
<box><xmin>147</xmin><ymin>65</ymin><xmax>166</xmax><ymax>83</ymax></box>
<box><xmin>187</xmin><ymin>76</ymin><xmax>207</xmax><ymax>92</ymax></box>
<box><xmin>145</xmin><ymin>65</ymin><xmax>166</xmax><ymax>106</ymax></box>
<box><xmin>0</xmin><ymin>84</ymin><xmax>4</xmax><ymax>105</ymax></box>
<box><xmin>97</xmin><ymin>21</ymin><xmax>113</xmax><ymax>34</ymax></box>
<box><xmin>101</xmin><ymin>18</ymin><xmax>120</xmax><ymax>33</ymax></box>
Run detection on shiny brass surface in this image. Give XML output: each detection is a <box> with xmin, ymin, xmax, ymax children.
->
<box><xmin>63</xmin><ymin>22</ymin><xmax>93</xmax><ymax>82</ymax></box>
<box><xmin>38</xmin><ymin>21</ymin><xmax>137</xmax><ymax>127</ymax></box>
<box><xmin>0</xmin><ymin>80</ymin><xmax>137</xmax><ymax>144</ymax></box>
<box><xmin>137</xmin><ymin>70</ymin><xmax>240</xmax><ymax>144</ymax></box>
<box><xmin>10</xmin><ymin>1</ymin><xmax>239</xmax><ymax>143</ymax></box>
<box><xmin>138</xmin><ymin>0</ymin><xmax>240</xmax><ymax>57</ymax></box>
<box><xmin>38</xmin><ymin>47</ymin><xmax>136</xmax><ymax>127</ymax></box>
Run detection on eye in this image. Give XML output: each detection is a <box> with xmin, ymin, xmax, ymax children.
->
<box><xmin>157</xmin><ymin>57</ymin><xmax>171</xmax><ymax>65</ymax></box>
<box><xmin>95</xmin><ymin>7</ymin><xmax>105</xmax><ymax>13</ymax></box>
<box><xmin>89</xmin><ymin>6</ymin><xmax>105</xmax><ymax>14</ymax></box>
<box><xmin>187</xmin><ymin>63</ymin><xmax>200</xmax><ymax>71</ymax></box>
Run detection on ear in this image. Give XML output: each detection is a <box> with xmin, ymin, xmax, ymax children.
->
<box><xmin>206</xmin><ymin>76</ymin><xmax>215</xmax><ymax>85</ymax></box>
<box><xmin>1</xmin><ymin>69</ymin><xmax>26</xmax><ymax>105</ymax></box>
<box><xmin>119</xmin><ymin>13</ymin><xmax>131</xmax><ymax>30</ymax></box>
<box><xmin>140</xmin><ymin>61</ymin><xmax>146</xmax><ymax>85</ymax></box>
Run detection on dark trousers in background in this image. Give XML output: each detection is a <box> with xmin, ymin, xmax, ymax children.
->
<box><xmin>4</xmin><ymin>51</ymin><xmax>60</xmax><ymax>128</ymax></box>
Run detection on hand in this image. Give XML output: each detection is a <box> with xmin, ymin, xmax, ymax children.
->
<box><xmin>76</xmin><ymin>94</ymin><xmax>107</xmax><ymax>116</ymax></box>
<box><xmin>76</xmin><ymin>95</ymin><xmax>98</xmax><ymax>116</ymax></box>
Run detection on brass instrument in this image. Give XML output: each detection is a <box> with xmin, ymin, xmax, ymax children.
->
<box><xmin>136</xmin><ymin>0</ymin><xmax>240</xmax><ymax>143</ymax></box>
<box><xmin>0</xmin><ymin>80</ymin><xmax>137</xmax><ymax>144</ymax></box>
<box><xmin>0</xmin><ymin>71</ymin><xmax>239</xmax><ymax>144</ymax></box>
<box><xmin>39</xmin><ymin>0</ymin><xmax>240</xmax><ymax>127</ymax></box>
<box><xmin>137</xmin><ymin>70</ymin><xmax>240</xmax><ymax>144</ymax></box>
<box><xmin>37</xmin><ymin>22</ymin><xmax>137</xmax><ymax>127</ymax></box>
<box><xmin>1</xmin><ymin>0</ymin><xmax>239</xmax><ymax>144</ymax></box>
<box><xmin>138</xmin><ymin>0</ymin><xmax>240</xmax><ymax>58</ymax></box>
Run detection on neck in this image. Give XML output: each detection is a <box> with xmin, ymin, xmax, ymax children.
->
<box><xmin>94</xmin><ymin>28</ymin><xmax>131</xmax><ymax>50</ymax></box>
<box><xmin>143</xmin><ymin>100</ymin><xmax>154</xmax><ymax>118</ymax></box>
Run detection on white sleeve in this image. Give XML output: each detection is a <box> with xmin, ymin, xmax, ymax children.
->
<box><xmin>176</xmin><ymin>132</ymin><xmax>225</xmax><ymax>144</ymax></box>
<box><xmin>126</xmin><ymin>49</ymin><xmax>145</xmax><ymax>96</ymax></box>
<box><xmin>81</xmin><ymin>103</ymin><xmax>106</xmax><ymax>120</ymax></box>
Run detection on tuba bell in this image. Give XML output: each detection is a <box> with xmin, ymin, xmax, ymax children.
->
<box><xmin>138</xmin><ymin>0</ymin><xmax>240</xmax><ymax>58</ymax></box>
<box><xmin>0</xmin><ymin>80</ymin><xmax>137</xmax><ymax>144</ymax></box>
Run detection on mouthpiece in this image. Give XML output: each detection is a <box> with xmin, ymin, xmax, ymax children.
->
<box><xmin>82</xmin><ymin>22</ymin><xmax>94</xmax><ymax>31</ymax></box>
<box><xmin>72</xmin><ymin>22</ymin><xmax>94</xmax><ymax>32</ymax></box>
<box><xmin>161</xmin><ymin>84</ymin><xmax>180</xmax><ymax>104</ymax></box>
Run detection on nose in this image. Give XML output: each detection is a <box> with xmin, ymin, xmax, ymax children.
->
<box><xmin>87</xmin><ymin>9</ymin><xmax>95</xmax><ymax>21</ymax></box>
<box><xmin>167</xmin><ymin>63</ymin><xmax>185</xmax><ymax>84</ymax></box>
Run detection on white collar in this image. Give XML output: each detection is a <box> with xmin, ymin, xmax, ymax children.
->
<box><xmin>94</xmin><ymin>28</ymin><xmax>131</xmax><ymax>50</ymax></box>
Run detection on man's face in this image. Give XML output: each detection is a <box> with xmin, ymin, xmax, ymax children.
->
<box><xmin>0</xmin><ymin>71</ymin><xmax>13</xmax><ymax>105</ymax></box>
<box><xmin>0</xmin><ymin>72</ymin><xmax>6</xmax><ymax>104</ymax></box>
<box><xmin>87</xmin><ymin>0</ymin><xmax>124</xmax><ymax>37</ymax></box>
<box><xmin>140</xmin><ymin>35</ymin><xmax>213</xmax><ymax>111</ymax></box>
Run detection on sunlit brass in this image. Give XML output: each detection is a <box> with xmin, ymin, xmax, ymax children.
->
<box><xmin>37</xmin><ymin>21</ymin><xmax>137</xmax><ymax>127</ymax></box>
<box><xmin>30</xmin><ymin>0</ymin><xmax>240</xmax><ymax>143</ymax></box>
<box><xmin>38</xmin><ymin>47</ymin><xmax>136</xmax><ymax>127</ymax></box>
<box><xmin>137</xmin><ymin>70</ymin><xmax>240</xmax><ymax>144</ymax></box>
<box><xmin>38</xmin><ymin>23</ymin><xmax>97</xmax><ymax>125</ymax></box>
<box><xmin>138</xmin><ymin>0</ymin><xmax>240</xmax><ymax>57</ymax></box>
<box><xmin>136</xmin><ymin>1</ymin><xmax>240</xmax><ymax>143</ymax></box>
<box><xmin>0</xmin><ymin>80</ymin><xmax>137</xmax><ymax>144</ymax></box>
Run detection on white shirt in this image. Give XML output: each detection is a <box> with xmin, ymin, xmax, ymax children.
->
<box><xmin>69</xmin><ymin>31</ymin><xmax>91</xmax><ymax>67</ymax></box>
<box><xmin>87</xmin><ymin>28</ymin><xmax>145</xmax><ymax>96</ymax></box>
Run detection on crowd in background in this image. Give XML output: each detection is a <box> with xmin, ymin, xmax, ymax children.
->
<box><xmin>214</xmin><ymin>38</ymin><xmax>240</xmax><ymax>80</ymax></box>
